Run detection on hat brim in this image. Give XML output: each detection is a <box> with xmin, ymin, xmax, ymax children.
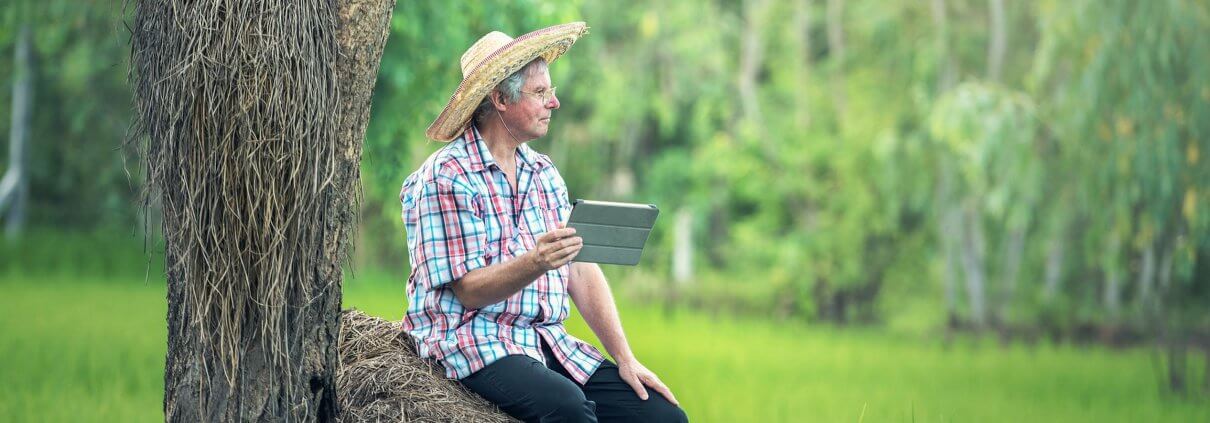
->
<box><xmin>425</xmin><ymin>22</ymin><xmax>589</xmax><ymax>141</ymax></box>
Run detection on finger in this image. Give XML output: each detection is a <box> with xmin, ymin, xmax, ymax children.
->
<box><xmin>539</xmin><ymin>228</ymin><xmax>572</xmax><ymax>245</ymax></box>
<box><xmin>622</xmin><ymin>373</ymin><xmax>649</xmax><ymax>401</ymax></box>
<box><xmin>551</xmin><ymin>244</ymin><xmax>583</xmax><ymax>265</ymax></box>
<box><xmin>557</xmin><ymin>227</ymin><xmax>577</xmax><ymax>239</ymax></box>
<box><xmin>551</xmin><ymin>237</ymin><xmax>582</xmax><ymax>254</ymax></box>
<box><xmin>645</xmin><ymin>377</ymin><xmax>679</xmax><ymax>406</ymax></box>
<box><xmin>540</xmin><ymin>235</ymin><xmax>577</xmax><ymax>255</ymax></box>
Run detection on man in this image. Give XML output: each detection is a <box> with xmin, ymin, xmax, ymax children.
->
<box><xmin>400</xmin><ymin>22</ymin><xmax>688</xmax><ymax>422</ymax></box>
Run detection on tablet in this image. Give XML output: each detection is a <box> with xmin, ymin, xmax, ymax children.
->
<box><xmin>565</xmin><ymin>199</ymin><xmax>659</xmax><ymax>265</ymax></box>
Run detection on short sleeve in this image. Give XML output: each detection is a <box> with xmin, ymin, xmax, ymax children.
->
<box><xmin>409</xmin><ymin>172</ymin><xmax>490</xmax><ymax>292</ymax></box>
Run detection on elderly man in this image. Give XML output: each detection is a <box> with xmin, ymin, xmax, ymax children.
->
<box><xmin>399</xmin><ymin>23</ymin><xmax>688</xmax><ymax>422</ymax></box>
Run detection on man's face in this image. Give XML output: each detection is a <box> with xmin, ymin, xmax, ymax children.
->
<box><xmin>500</xmin><ymin>63</ymin><xmax>559</xmax><ymax>142</ymax></box>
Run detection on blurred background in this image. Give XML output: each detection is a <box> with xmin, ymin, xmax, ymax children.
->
<box><xmin>2</xmin><ymin>0</ymin><xmax>1209</xmax><ymax>421</ymax></box>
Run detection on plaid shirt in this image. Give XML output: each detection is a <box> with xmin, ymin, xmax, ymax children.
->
<box><xmin>400</xmin><ymin>126</ymin><xmax>606</xmax><ymax>384</ymax></box>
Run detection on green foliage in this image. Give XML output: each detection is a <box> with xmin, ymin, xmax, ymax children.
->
<box><xmin>0</xmin><ymin>1</ymin><xmax>135</xmax><ymax>227</ymax></box>
<box><xmin>2</xmin><ymin>0</ymin><xmax>1207</xmax><ymax>331</ymax></box>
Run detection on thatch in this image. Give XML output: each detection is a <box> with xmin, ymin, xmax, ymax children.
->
<box><xmin>338</xmin><ymin>310</ymin><xmax>518</xmax><ymax>422</ymax></box>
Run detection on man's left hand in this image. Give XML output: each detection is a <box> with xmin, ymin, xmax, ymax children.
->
<box><xmin>617</xmin><ymin>358</ymin><xmax>679</xmax><ymax>405</ymax></box>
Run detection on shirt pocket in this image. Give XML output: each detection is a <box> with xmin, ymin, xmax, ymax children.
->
<box><xmin>538</xmin><ymin>187</ymin><xmax>570</xmax><ymax>231</ymax></box>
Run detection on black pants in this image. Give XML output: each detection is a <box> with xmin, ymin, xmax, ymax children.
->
<box><xmin>460</xmin><ymin>340</ymin><xmax>689</xmax><ymax>422</ymax></box>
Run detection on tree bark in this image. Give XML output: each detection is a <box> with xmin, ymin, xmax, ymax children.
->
<box><xmin>1</xmin><ymin>24</ymin><xmax>33</xmax><ymax>239</ymax></box>
<box><xmin>140</xmin><ymin>1</ymin><xmax>395</xmax><ymax>421</ymax></box>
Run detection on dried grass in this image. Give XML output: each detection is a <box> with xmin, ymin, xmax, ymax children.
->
<box><xmin>338</xmin><ymin>310</ymin><xmax>517</xmax><ymax>422</ymax></box>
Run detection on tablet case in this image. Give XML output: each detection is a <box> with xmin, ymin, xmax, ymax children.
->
<box><xmin>566</xmin><ymin>200</ymin><xmax>659</xmax><ymax>265</ymax></box>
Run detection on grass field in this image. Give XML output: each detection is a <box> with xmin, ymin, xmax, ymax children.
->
<box><xmin>1</xmin><ymin>272</ymin><xmax>1208</xmax><ymax>422</ymax></box>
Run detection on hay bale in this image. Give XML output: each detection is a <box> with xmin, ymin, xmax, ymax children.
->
<box><xmin>337</xmin><ymin>310</ymin><xmax>518</xmax><ymax>422</ymax></box>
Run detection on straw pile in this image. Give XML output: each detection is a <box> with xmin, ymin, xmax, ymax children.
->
<box><xmin>338</xmin><ymin>310</ymin><xmax>518</xmax><ymax>422</ymax></box>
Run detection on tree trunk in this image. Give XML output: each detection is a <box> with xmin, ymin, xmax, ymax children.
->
<box><xmin>1</xmin><ymin>24</ymin><xmax>33</xmax><ymax>239</ymax></box>
<box><xmin>959</xmin><ymin>204</ymin><xmax>988</xmax><ymax>328</ymax></box>
<box><xmin>672</xmin><ymin>207</ymin><xmax>694</xmax><ymax>287</ymax></box>
<box><xmin>1137</xmin><ymin>242</ymin><xmax>1156</xmax><ymax>311</ymax></box>
<box><xmin>133</xmin><ymin>0</ymin><xmax>394</xmax><ymax>421</ymax></box>
<box><xmin>930</xmin><ymin>0</ymin><xmax>957</xmax><ymax>92</ymax></box>
<box><xmin>930</xmin><ymin>4</ymin><xmax>959</xmax><ymax>329</ymax></box>
<box><xmin>998</xmin><ymin>228</ymin><xmax>1025</xmax><ymax>323</ymax></box>
<box><xmin>793</xmin><ymin>0</ymin><xmax>812</xmax><ymax>126</ymax></box>
<box><xmin>936</xmin><ymin>163</ymin><xmax>961</xmax><ymax>327</ymax></box>
<box><xmin>986</xmin><ymin>0</ymin><xmax>1007</xmax><ymax>82</ymax></box>
<box><xmin>1042</xmin><ymin>230</ymin><xmax>1065</xmax><ymax>303</ymax></box>
<box><xmin>1103</xmin><ymin>237</ymin><xmax>1122</xmax><ymax>323</ymax></box>
<box><xmin>825</xmin><ymin>0</ymin><xmax>846</xmax><ymax>123</ymax></box>
<box><xmin>738</xmin><ymin>0</ymin><xmax>768</xmax><ymax>122</ymax></box>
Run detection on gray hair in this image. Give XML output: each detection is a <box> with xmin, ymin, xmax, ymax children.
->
<box><xmin>472</xmin><ymin>58</ymin><xmax>547</xmax><ymax>126</ymax></box>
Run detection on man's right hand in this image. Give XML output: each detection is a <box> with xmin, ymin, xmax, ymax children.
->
<box><xmin>529</xmin><ymin>227</ymin><xmax>583</xmax><ymax>271</ymax></box>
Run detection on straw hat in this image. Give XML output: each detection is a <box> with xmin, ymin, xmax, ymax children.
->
<box><xmin>425</xmin><ymin>22</ymin><xmax>589</xmax><ymax>141</ymax></box>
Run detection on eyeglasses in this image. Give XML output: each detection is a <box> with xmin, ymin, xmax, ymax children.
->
<box><xmin>520</xmin><ymin>86</ymin><xmax>557</xmax><ymax>104</ymax></box>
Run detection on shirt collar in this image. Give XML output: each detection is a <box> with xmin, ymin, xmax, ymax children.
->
<box><xmin>462</xmin><ymin>124</ymin><xmax>546</xmax><ymax>173</ymax></box>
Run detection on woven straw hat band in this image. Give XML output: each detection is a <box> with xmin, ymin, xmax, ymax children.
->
<box><xmin>460</xmin><ymin>32</ymin><xmax>512</xmax><ymax>77</ymax></box>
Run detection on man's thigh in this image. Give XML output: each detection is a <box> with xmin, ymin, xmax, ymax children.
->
<box><xmin>577</xmin><ymin>361</ymin><xmax>689</xmax><ymax>423</ymax></box>
<box><xmin>460</xmin><ymin>355</ymin><xmax>598</xmax><ymax>423</ymax></box>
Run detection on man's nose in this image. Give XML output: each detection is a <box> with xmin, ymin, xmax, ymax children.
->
<box><xmin>548</xmin><ymin>93</ymin><xmax>560</xmax><ymax>109</ymax></box>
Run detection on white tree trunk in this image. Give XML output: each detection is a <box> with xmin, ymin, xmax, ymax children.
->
<box><xmin>1043</xmin><ymin>231</ymin><xmax>1065</xmax><ymax>302</ymax></box>
<box><xmin>959</xmin><ymin>204</ymin><xmax>988</xmax><ymax>327</ymax></box>
<box><xmin>936</xmin><ymin>163</ymin><xmax>961</xmax><ymax>322</ymax></box>
<box><xmin>930</xmin><ymin>0</ymin><xmax>957</xmax><ymax>91</ymax></box>
<box><xmin>1103</xmin><ymin>237</ymin><xmax>1122</xmax><ymax>322</ymax></box>
<box><xmin>672</xmin><ymin>207</ymin><xmax>694</xmax><ymax>286</ymax></box>
<box><xmin>998</xmin><ymin>228</ymin><xmax>1025</xmax><ymax>321</ymax></box>
<box><xmin>986</xmin><ymin>0</ymin><xmax>1007</xmax><ymax>82</ymax></box>
<box><xmin>2</xmin><ymin>24</ymin><xmax>33</xmax><ymax>239</ymax></box>
<box><xmin>1137</xmin><ymin>242</ymin><xmax>1156</xmax><ymax>311</ymax></box>
<box><xmin>739</xmin><ymin>0</ymin><xmax>768</xmax><ymax>121</ymax></box>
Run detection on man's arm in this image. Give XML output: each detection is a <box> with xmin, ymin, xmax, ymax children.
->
<box><xmin>452</xmin><ymin>227</ymin><xmax>581</xmax><ymax>309</ymax></box>
<box><xmin>568</xmin><ymin>262</ymin><xmax>679</xmax><ymax>405</ymax></box>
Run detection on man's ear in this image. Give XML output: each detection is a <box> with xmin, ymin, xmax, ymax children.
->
<box><xmin>490</xmin><ymin>91</ymin><xmax>507</xmax><ymax>112</ymax></box>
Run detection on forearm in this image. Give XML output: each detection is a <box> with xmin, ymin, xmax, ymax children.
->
<box><xmin>452</xmin><ymin>253</ymin><xmax>545</xmax><ymax>309</ymax></box>
<box><xmin>452</xmin><ymin>227</ymin><xmax>582</xmax><ymax>309</ymax></box>
<box><xmin>569</xmin><ymin>262</ymin><xmax>636</xmax><ymax>364</ymax></box>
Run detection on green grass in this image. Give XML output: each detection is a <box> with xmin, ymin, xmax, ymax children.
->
<box><xmin>2</xmin><ymin>272</ymin><xmax>1208</xmax><ymax>422</ymax></box>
